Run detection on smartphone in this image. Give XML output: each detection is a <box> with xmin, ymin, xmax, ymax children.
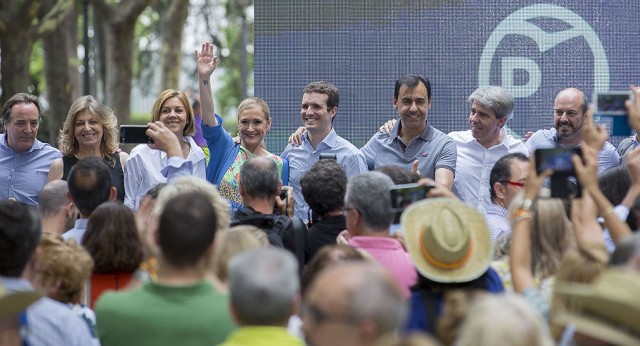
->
<box><xmin>120</xmin><ymin>125</ymin><xmax>153</xmax><ymax>144</ymax></box>
<box><xmin>535</xmin><ymin>147</ymin><xmax>579</xmax><ymax>175</ymax></box>
<box><xmin>535</xmin><ymin>147</ymin><xmax>582</xmax><ymax>198</ymax></box>
<box><xmin>390</xmin><ymin>183</ymin><xmax>433</xmax><ymax>223</ymax></box>
<box><xmin>593</xmin><ymin>91</ymin><xmax>634</xmax><ymax>136</ymax></box>
<box><xmin>319</xmin><ymin>153</ymin><xmax>337</xmax><ymax>160</ymax></box>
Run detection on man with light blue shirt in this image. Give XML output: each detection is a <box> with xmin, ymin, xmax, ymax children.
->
<box><xmin>0</xmin><ymin>93</ymin><xmax>61</xmax><ymax>205</ymax></box>
<box><xmin>0</xmin><ymin>200</ymin><xmax>94</xmax><ymax>345</ymax></box>
<box><xmin>361</xmin><ymin>75</ymin><xmax>457</xmax><ymax>189</ymax></box>
<box><xmin>282</xmin><ymin>81</ymin><xmax>368</xmax><ymax>224</ymax></box>
<box><xmin>526</xmin><ymin>88</ymin><xmax>619</xmax><ymax>174</ymax></box>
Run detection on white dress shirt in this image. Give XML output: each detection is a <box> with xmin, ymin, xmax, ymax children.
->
<box><xmin>449</xmin><ymin>129</ymin><xmax>528</xmax><ymax>213</ymax></box>
<box><xmin>124</xmin><ymin>136</ymin><xmax>206</xmax><ymax>210</ymax></box>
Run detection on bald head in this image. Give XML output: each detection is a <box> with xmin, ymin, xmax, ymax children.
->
<box><xmin>303</xmin><ymin>263</ymin><xmax>407</xmax><ymax>346</ymax></box>
<box><xmin>38</xmin><ymin>180</ymin><xmax>70</xmax><ymax>217</ymax></box>
<box><xmin>554</xmin><ymin>88</ymin><xmax>588</xmax><ymax>146</ymax></box>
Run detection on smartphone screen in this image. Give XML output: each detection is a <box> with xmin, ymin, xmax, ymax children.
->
<box><xmin>390</xmin><ymin>183</ymin><xmax>431</xmax><ymax>224</ymax></box>
<box><xmin>593</xmin><ymin>91</ymin><xmax>633</xmax><ymax>137</ymax></box>
<box><xmin>120</xmin><ymin>125</ymin><xmax>153</xmax><ymax>144</ymax></box>
<box><xmin>534</xmin><ymin>147</ymin><xmax>576</xmax><ymax>175</ymax></box>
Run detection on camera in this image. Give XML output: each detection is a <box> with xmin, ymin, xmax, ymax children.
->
<box><xmin>593</xmin><ymin>91</ymin><xmax>635</xmax><ymax>137</ymax></box>
<box><xmin>120</xmin><ymin>125</ymin><xmax>154</xmax><ymax>144</ymax></box>
<box><xmin>390</xmin><ymin>183</ymin><xmax>433</xmax><ymax>223</ymax></box>
<box><xmin>534</xmin><ymin>147</ymin><xmax>582</xmax><ymax>199</ymax></box>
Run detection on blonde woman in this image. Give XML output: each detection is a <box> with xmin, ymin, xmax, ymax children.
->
<box><xmin>196</xmin><ymin>42</ymin><xmax>288</xmax><ymax>211</ymax></box>
<box><xmin>47</xmin><ymin>95</ymin><xmax>128</xmax><ymax>200</ymax></box>
<box><xmin>124</xmin><ymin>89</ymin><xmax>206</xmax><ymax>210</ymax></box>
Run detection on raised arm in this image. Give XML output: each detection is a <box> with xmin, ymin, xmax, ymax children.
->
<box><xmin>510</xmin><ymin>154</ymin><xmax>551</xmax><ymax>293</ymax></box>
<box><xmin>195</xmin><ymin>42</ymin><xmax>218</xmax><ymax>127</ymax></box>
<box><xmin>573</xmin><ymin>144</ymin><xmax>632</xmax><ymax>244</ymax></box>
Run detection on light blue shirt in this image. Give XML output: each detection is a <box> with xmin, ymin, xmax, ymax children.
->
<box><xmin>0</xmin><ymin>134</ymin><xmax>61</xmax><ymax>205</ymax></box>
<box><xmin>361</xmin><ymin>121</ymin><xmax>457</xmax><ymax>180</ymax></box>
<box><xmin>525</xmin><ymin>127</ymin><xmax>620</xmax><ymax>174</ymax></box>
<box><xmin>2</xmin><ymin>277</ymin><xmax>95</xmax><ymax>346</ymax></box>
<box><xmin>62</xmin><ymin>218</ymin><xmax>89</xmax><ymax>244</ymax></box>
<box><xmin>282</xmin><ymin>128</ymin><xmax>367</xmax><ymax>223</ymax></box>
<box><xmin>485</xmin><ymin>203</ymin><xmax>510</xmax><ymax>241</ymax></box>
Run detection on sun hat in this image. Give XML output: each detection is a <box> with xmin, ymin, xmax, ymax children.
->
<box><xmin>0</xmin><ymin>280</ymin><xmax>41</xmax><ymax>318</ymax></box>
<box><xmin>401</xmin><ymin>198</ymin><xmax>492</xmax><ymax>283</ymax></box>
<box><xmin>554</xmin><ymin>269</ymin><xmax>640</xmax><ymax>346</ymax></box>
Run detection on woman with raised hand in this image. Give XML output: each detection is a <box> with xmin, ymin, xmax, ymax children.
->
<box><xmin>124</xmin><ymin>89</ymin><xmax>206</xmax><ymax>210</ymax></box>
<box><xmin>196</xmin><ymin>42</ymin><xmax>288</xmax><ymax>212</ymax></box>
<box><xmin>47</xmin><ymin>95</ymin><xmax>127</xmax><ymax>201</ymax></box>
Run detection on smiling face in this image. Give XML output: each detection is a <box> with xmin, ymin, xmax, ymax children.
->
<box><xmin>4</xmin><ymin>102</ymin><xmax>40</xmax><ymax>153</ymax></box>
<box><xmin>158</xmin><ymin>97</ymin><xmax>188</xmax><ymax>137</ymax></box>
<box><xmin>554</xmin><ymin>89</ymin><xmax>586</xmax><ymax>145</ymax></box>
<box><xmin>238</xmin><ymin>107</ymin><xmax>271</xmax><ymax>152</ymax></box>
<box><xmin>394</xmin><ymin>82</ymin><xmax>430</xmax><ymax>134</ymax></box>
<box><xmin>73</xmin><ymin>110</ymin><xmax>103</xmax><ymax>150</ymax></box>
<box><xmin>300</xmin><ymin>92</ymin><xmax>336</xmax><ymax>137</ymax></box>
<box><xmin>469</xmin><ymin>100</ymin><xmax>506</xmax><ymax>147</ymax></box>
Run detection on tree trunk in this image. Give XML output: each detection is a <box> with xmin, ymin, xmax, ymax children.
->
<box><xmin>91</xmin><ymin>0</ymin><xmax>153</xmax><ymax>124</ymax></box>
<box><xmin>42</xmin><ymin>0</ymin><xmax>81</xmax><ymax>145</ymax></box>
<box><xmin>159</xmin><ymin>0</ymin><xmax>190</xmax><ymax>90</ymax></box>
<box><xmin>0</xmin><ymin>28</ymin><xmax>34</xmax><ymax>104</ymax></box>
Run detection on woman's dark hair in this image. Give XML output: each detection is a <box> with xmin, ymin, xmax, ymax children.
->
<box><xmin>82</xmin><ymin>201</ymin><xmax>143</xmax><ymax>273</ymax></box>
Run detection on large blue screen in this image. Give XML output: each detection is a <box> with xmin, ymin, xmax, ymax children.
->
<box><xmin>255</xmin><ymin>1</ymin><xmax>640</xmax><ymax>153</ymax></box>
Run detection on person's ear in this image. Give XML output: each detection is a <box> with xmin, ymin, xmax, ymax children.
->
<box><xmin>392</xmin><ymin>97</ymin><xmax>398</xmax><ymax>110</ymax></box>
<box><xmin>498</xmin><ymin>116</ymin><xmax>507</xmax><ymax>128</ymax></box>
<box><xmin>66</xmin><ymin>192</ymin><xmax>73</xmax><ymax>204</ymax></box>
<box><xmin>494</xmin><ymin>181</ymin><xmax>507</xmax><ymax>201</ymax></box>
<box><xmin>108</xmin><ymin>186</ymin><xmax>117</xmax><ymax>201</ymax></box>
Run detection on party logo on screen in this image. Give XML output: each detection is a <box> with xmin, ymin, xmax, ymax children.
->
<box><xmin>478</xmin><ymin>4</ymin><xmax>610</xmax><ymax>114</ymax></box>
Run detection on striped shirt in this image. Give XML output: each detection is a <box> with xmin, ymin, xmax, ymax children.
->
<box><xmin>282</xmin><ymin>129</ymin><xmax>367</xmax><ymax>223</ymax></box>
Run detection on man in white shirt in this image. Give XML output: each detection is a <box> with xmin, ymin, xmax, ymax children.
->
<box><xmin>449</xmin><ymin>86</ymin><xmax>528</xmax><ymax>213</ymax></box>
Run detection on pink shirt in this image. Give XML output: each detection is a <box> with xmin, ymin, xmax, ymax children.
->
<box><xmin>349</xmin><ymin>236</ymin><xmax>417</xmax><ymax>298</ymax></box>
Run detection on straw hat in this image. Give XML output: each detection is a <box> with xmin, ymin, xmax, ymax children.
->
<box><xmin>401</xmin><ymin>198</ymin><xmax>492</xmax><ymax>283</ymax></box>
<box><xmin>0</xmin><ymin>280</ymin><xmax>40</xmax><ymax>318</ymax></box>
<box><xmin>554</xmin><ymin>269</ymin><xmax>640</xmax><ymax>346</ymax></box>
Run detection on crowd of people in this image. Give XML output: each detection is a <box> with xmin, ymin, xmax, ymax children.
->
<box><xmin>1</xmin><ymin>42</ymin><xmax>640</xmax><ymax>346</ymax></box>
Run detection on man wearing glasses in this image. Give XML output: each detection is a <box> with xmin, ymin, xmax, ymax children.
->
<box><xmin>448</xmin><ymin>86</ymin><xmax>528</xmax><ymax>214</ymax></box>
<box><xmin>0</xmin><ymin>93</ymin><xmax>61</xmax><ymax>205</ymax></box>
<box><xmin>486</xmin><ymin>153</ymin><xmax>530</xmax><ymax>240</ymax></box>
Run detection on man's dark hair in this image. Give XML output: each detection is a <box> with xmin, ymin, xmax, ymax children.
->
<box><xmin>158</xmin><ymin>192</ymin><xmax>218</xmax><ymax>268</ymax></box>
<box><xmin>489</xmin><ymin>153</ymin><xmax>529</xmax><ymax>202</ymax></box>
<box><xmin>1</xmin><ymin>93</ymin><xmax>41</xmax><ymax>126</ymax></box>
<box><xmin>67</xmin><ymin>157</ymin><xmax>113</xmax><ymax>217</ymax></box>
<box><xmin>239</xmin><ymin>157</ymin><xmax>279</xmax><ymax>200</ymax></box>
<box><xmin>301</xmin><ymin>159</ymin><xmax>347</xmax><ymax>218</ymax></box>
<box><xmin>394</xmin><ymin>75</ymin><xmax>431</xmax><ymax>101</ymax></box>
<box><xmin>376</xmin><ymin>165</ymin><xmax>421</xmax><ymax>184</ymax></box>
<box><xmin>0</xmin><ymin>201</ymin><xmax>41</xmax><ymax>277</ymax></box>
<box><xmin>303</xmin><ymin>81</ymin><xmax>339</xmax><ymax>110</ymax></box>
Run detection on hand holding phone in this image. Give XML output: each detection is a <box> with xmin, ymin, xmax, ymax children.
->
<box><xmin>120</xmin><ymin>125</ymin><xmax>153</xmax><ymax>144</ymax></box>
<box><xmin>593</xmin><ymin>91</ymin><xmax>635</xmax><ymax>136</ymax></box>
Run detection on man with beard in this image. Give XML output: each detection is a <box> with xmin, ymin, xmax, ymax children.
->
<box><xmin>525</xmin><ymin>88</ymin><xmax>619</xmax><ymax>173</ymax></box>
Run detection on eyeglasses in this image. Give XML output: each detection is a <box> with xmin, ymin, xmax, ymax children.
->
<box><xmin>301</xmin><ymin>301</ymin><xmax>357</xmax><ymax>325</ymax></box>
<box><xmin>501</xmin><ymin>180</ymin><xmax>525</xmax><ymax>188</ymax></box>
<box><xmin>341</xmin><ymin>207</ymin><xmax>355</xmax><ymax>216</ymax></box>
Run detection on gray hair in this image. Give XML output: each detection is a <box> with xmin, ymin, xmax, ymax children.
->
<box><xmin>345</xmin><ymin>171</ymin><xmax>395</xmax><ymax>232</ymax></box>
<box><xmin>38</xmin><ymin>180</ymin><xmax>69</xmax><ymax>218</ymax></box>
<box><xmin>340</xmin><ymin>263</ymin><xmax>408</xmax><ymax>336</ymax></box>
<box><xmin>239</xmin><ymin>157</ymin><xmax>280</xmax><ymax>200</ymax></box>
<box><xmin>468</xmin><ymin>86</ymin><xmax>515</xmax><ymax>119</ymax></box>
<box><xmin>228</xmin><ymin>247</ymin><xmax>299</xmax><ymax>326</ymax></box>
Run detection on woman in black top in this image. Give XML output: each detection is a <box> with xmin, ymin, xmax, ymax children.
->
<box><xmin>47</xmin><ymin>95</ymin><xmax>127</xmax><ymax>201</ymax></box>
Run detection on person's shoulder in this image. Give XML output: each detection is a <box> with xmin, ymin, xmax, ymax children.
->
<box><xmin>334</xmin><ymin>134</ymin><xmax>363</xmax><ymax>153</ymax></box>
<box><xmin>128</xmin><ymin>143</ymin><xmax>155</xmax><ymax>158</ymax></box>
<box><xmin>30</xmin><ymin>296</ymin><xmax>89</xmax><ymax>325</ymax></box>
<box><xmin>447</xmin><ymin>129</ymin><xmax>472</xmax><ymax>142</ymax></box>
